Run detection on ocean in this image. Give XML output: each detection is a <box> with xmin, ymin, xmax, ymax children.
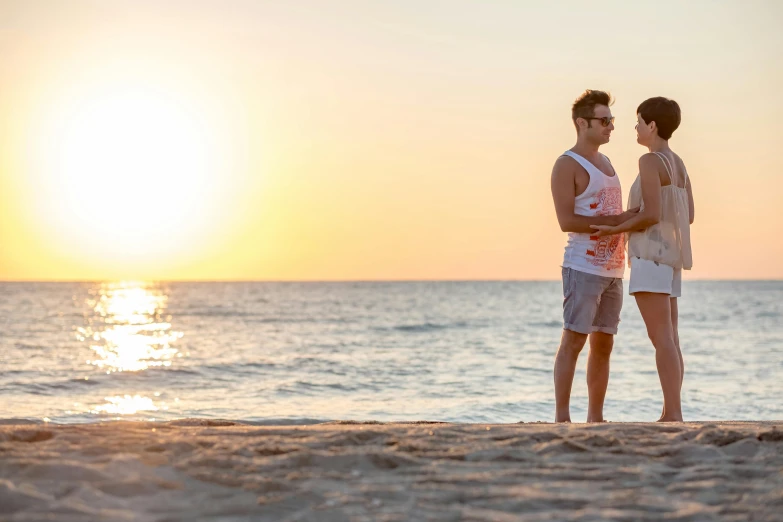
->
<box><xmin>1</xmin><ymin>281</ymin><xmax>780</xmax><ymax>424</ymax></box>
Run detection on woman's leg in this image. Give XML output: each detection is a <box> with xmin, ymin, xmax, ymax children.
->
<box><xmin>634</xmin><ymin>292</ymin><xmax>683</xmax><ymax>421</ymax></box>
<box><xmin>670</xmin><ymin>297</ymin><xmax>684</xmax><ymax>390</ymax></box>
<box><xmin>659</xmin><ymin>297</ymin><xmax>684</xmax><ymax>420</ymax></box>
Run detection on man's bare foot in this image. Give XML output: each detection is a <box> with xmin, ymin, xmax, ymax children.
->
<box><xmin>587</xmin><ymin>418</ymin><xmax>608</xmax><ymax>423</ymax></box>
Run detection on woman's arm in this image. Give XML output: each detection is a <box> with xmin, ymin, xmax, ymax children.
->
<box><xmin>686</xmin><ymin>175</ymin><xmax>695</xmax><ymax>224</ymax></box>
<box><xmin>591</xmin><ymin>154</ymin><xmax>663</xmax><ymax>236</ymax></box>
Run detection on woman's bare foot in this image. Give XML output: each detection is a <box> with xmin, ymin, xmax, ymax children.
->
<box><xmin>657</xmin><ymin>403</ymin><xmax>682</xmax><ymax>422</ymax></box>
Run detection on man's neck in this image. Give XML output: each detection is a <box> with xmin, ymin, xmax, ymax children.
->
<box><xmin>570</xmin><ymin>139</ymin><xmax>601</xmax><ymax>160</ymax></box>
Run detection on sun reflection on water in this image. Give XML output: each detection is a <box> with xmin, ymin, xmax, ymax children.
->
<box><xmin>90</xmin><ymin>394</ymin><xmax>166</xmax><ymax>415</ymax></box>
<box><xmin>77</xmin><ymin>281</ymin><xmax>183</xmax><ymax>373</ymax></box>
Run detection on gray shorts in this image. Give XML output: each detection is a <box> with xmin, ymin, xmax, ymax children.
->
<box><xmin>562</xmin><ymin>267</ymin><xmax>623</xmax><ymax>335</ymax></box>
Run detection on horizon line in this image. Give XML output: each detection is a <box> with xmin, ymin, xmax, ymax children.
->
<box><xmin>1</xmin><ymin>278</ymin><xmax>782</xmax><ymax>284</ymax></box>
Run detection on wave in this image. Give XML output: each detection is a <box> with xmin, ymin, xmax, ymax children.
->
<box><xmin>166</xmin><ymin>417</ymin><xmax>328</xmax><ymax>426</ymax></box>
<box><xmin>0</xmin><ymin>378</ymin><xmax>101</xmax><ymax>395</ymax></box>
<box><xmin>198</xmin><ymin>362</ymin><xmax>277</xmax><ymax>378</ymax></box>
<box><xmin>375</xmin><ymin>321</ymin><xmax>471</xmax><ymax>333</ymax></box>
<box><xmin>508</xmin><ymin>366</ymin><xmax>550</xmax><ymax>374</ymax></box>
<box><xmin>275</xmin><ymin>380</ymin><xmax>373</xmax><ymax>396</ymax></box>
<box><xmin>165</xmin><ymin>312</ymin><xmax>352</xmax><ymax>325</ymax></box>
<box><xmin>525</xmin><ymin>320</ymin><xmax>562</xmax><ymax>328</ymax></box>
<box><xmin>0</xmin><ymin>418</ymin><xmax>43</xmax><ymax>425</ymax></box>
<box><xmin>167</xmin><ymin>310</ymin><xmax>268</xmax><ymax>318</ymax></box>
<box><xmin>0</xmin><ymin>416</ymin><xmax>331</xmax><ymax>426</ymax></box>
<box><xmin>0</xmin><ymin>367</ymin><xmax>209</xmax><ymax>396</ymax></box>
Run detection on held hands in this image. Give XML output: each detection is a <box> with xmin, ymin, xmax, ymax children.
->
<box><xmin>590</xmin><ymin>224</ymin><xmax>619</xmax><ymax>237</ymax></box>
<box><xmin>588</xmin><ymin>207</ymin><xmax>640</xmax><ymax>236</ymax></box>
<box><xmin>591</xmin><ymin>206</ymin><xmax>640</xmax><ymax>236</ymax></box>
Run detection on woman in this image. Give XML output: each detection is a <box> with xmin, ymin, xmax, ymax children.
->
<box><xmin>591</xmin><ymin>97</ymin><xmax>694</xmax><ymax>422</ymax></box>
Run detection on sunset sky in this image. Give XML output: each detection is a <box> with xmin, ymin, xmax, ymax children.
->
<box><xmin>1</xmin><ymin>0</ymin><xmax>781</xmax><ymax>281</ymax></box>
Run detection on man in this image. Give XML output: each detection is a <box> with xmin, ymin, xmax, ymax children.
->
<box><xmin>550</xmin><ymin>90</ymin><xmax>636</xmax><ymax>423</ymax></box>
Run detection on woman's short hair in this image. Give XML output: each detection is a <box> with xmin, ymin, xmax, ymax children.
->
<box><xmin>637</xmin><ymin>97</ymin><xmax>681</xmax><ymax>140</ymax></box>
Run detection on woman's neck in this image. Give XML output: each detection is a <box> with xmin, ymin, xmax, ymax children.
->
<box><xmin>647</xmin><ymin>137</ymin><xmax>671</xmax><ymax>153</ymax></box>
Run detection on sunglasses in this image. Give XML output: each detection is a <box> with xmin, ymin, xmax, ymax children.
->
<box><xmin>582</xmin><ymin>116</ymin><xmax>615</xmax><ymax>127</ymax></box>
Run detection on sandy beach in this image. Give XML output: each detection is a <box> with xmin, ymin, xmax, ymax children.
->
<box><xmin>0</xmin><ymin>420</ymin><xmax>780</xmax><ymax>521</ymax></box>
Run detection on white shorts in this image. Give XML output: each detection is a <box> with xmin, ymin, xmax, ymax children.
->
<box><xmin>629</xmin><ymin>257</ymin><xmax>682</xmax><ymax>298</ymax></box>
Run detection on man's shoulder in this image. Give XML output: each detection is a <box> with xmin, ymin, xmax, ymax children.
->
<box><xmin>553</xmin><ymin>153</ymin><xmax>579</xmax><ymax>174</ymax></box>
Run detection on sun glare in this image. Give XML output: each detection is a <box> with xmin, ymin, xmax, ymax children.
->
<box><xmin>29</xmin><ymin>83</ymin><xmax>228</xmax><ymax>269</ymax></box>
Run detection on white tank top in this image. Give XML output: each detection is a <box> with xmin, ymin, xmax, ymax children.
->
<box><xmin>561</xmin><ymin>150</ymin><xmax>625</xmax><ymax>279</ymax></box>
<box><xmin>627</xmin><ymin>152</ymin><xmax>693</xmax><ymax>270</ymax></box>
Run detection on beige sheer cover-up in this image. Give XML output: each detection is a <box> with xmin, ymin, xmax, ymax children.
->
<box><xmin>627</xmin><ymin>152</ymin><xmax>692</xmax><ymax>270</ymax></box>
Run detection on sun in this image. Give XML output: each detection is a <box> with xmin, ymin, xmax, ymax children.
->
<box><xmin>29</xmin><ymin>83</ymin><xmax>226</xmax><ymax>271</ymax></box>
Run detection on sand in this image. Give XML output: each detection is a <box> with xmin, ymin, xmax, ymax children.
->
<box><xmin>0</xmin><ymin>420</ymin><xmax>781</xmax><ymax>521</ymax></box>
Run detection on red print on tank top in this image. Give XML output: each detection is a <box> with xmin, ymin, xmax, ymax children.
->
<box><xmin>585</xmin><ymin>187</ymin><xmax>625</xmax><ymax>271</ymax></box>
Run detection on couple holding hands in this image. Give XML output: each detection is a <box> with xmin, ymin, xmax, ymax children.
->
<box><xmin>551</xmin><ymin>90</ymin><xmax>694</xmax><ymax>423</ymax></box>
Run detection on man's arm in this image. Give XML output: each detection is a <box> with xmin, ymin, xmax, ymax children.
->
<box><xmin>550</xmin><ymin>156</ymin><xmax>634</xmax><ymax>233</ymax></box>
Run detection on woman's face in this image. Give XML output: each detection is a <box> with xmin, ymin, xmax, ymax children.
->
<box><xmin>635</xmin><ymin>113</ymin><xmax>655</xmax><ymax>146</ymax></box>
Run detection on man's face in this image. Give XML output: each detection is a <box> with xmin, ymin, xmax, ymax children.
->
<box><xmin>579</xmin><ymin>104</ymin><xmax>614</xmax><ymax>144</ymax></box>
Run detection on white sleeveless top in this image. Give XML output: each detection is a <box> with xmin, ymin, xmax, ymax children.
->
<box><xmin>627</xmin><ymin>152</ymin><xmax>693</xmax><ymax>270</ymax></box>
<box><xmin>561</xmin><ymin>150</ymin><xmax>626</xmax><ymax>278</ymax></box>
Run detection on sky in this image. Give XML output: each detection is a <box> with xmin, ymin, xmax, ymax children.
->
<box><xmin>1</xmin><ymin>0</ymin><xmax>781</xmax><ymax>281</ymax></box>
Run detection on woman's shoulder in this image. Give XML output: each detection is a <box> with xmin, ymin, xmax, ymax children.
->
<box><xmin>638</xmin><ymin>152</ymin><xmax>662</xmax><ymax>171</ymax></box>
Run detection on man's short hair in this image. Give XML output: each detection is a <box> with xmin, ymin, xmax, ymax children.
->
<box><xmin>572</xmin><ymin>90</ymin><xmax>613</xmax><ymax>128</ymax></box>
<box><xmin>637</xmin><ymin>97</ymin><xmax>681</xmax><ymax>140</ymax></box>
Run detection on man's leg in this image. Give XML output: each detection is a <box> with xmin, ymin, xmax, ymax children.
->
<box><xmin>586</xmin><ymin>277</ymin><xmax>622</xmax><ymax>422</ymax></box>
<box><xmin>554</xmin><ymin>329</ymin><xmax>588</xmax><ymax>423</ymax></box>
<box><xmin>586</xmin><ymin>332</ymin><xmax>613</xmax><ymax>422</ymax></box>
